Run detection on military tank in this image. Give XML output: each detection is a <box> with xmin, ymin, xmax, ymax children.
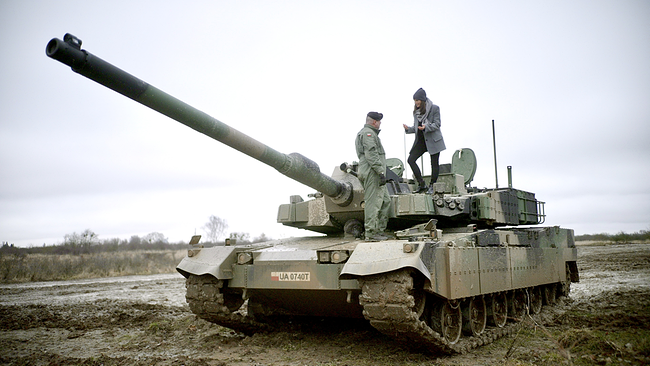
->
<box><xmin>47</xmin><ymin>33</ymin><xmax>579</xmax><ymax>354</ymax></box>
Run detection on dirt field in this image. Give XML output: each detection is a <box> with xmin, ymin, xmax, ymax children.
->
<box><xmin>1</xmin><ymin>243</ymin><xmax>649</xmax><ymax>366</ymax></box>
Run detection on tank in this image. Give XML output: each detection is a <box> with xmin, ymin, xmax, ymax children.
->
<box><xmin>47</xmin><ymin>33</ymin><xmax>579</xmax><ymax>353</ymax></box>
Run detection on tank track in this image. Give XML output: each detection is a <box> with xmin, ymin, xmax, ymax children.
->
<box><xmin>187</xmin><ymin>271</ymin><xmax>562</xmax><ymax>352</ymax></box>
<box><xmin>358</xmin><ymin>269</ymin><xmax>529</xmax><ymax>354</ymax></box>
<box><xmin>185</xmin><ymin>274</ymin><xmax>269</xmax><ymax>335</ymax></box>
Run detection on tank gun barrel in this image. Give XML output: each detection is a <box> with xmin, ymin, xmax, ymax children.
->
<box><xmin>46</xmin><ymin>34</ymin><xmax>352</xmax><ymax>205</ymax></box>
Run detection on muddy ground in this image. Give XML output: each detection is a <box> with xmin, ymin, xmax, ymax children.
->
<box><xmin>1</xmin><ymin>243</ymin><xmax>649</xmax><ymax>366</ymax></box>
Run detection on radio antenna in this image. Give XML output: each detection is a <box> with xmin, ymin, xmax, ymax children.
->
<box><xmin>492</xmin><ymin>119</ymin><xmax>499</xmax><ymax>188</ymax></box>
<box><xmin>402</xmin><ymin>132</ymin><xmax>409</xmax><ymax>182</ymax></box>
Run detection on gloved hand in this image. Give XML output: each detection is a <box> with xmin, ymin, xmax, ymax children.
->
<box><xmin>379</xmin><ymin>173</ymin><xmax>387</xmax><ymax>186</ymax></box>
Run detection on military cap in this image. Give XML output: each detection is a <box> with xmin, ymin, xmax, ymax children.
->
<box><xmin>367</xmin><ymin>111</ymin><xmax>383</xmax><ymax>121</ymax></box>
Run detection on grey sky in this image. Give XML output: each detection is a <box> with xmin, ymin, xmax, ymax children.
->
<box><xmin>1</xmin><ymin>0</ymin><xmax>649</xmax><ymax>247</ymax></box>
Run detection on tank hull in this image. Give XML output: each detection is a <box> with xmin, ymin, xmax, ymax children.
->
<box><xmin>177</xmin><ymin>226</ymin><xmax>578</xmax><ymax>352</ymax></box>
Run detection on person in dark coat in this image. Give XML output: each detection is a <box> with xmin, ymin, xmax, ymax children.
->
<box><xmin>403</xmin><ymin>88</ymin><xmax>446</xmax><ymax>193</ymax></box>
<box><xmin>355</xmin><ymin>112</ymin><xmax>390</xmax><ymax>241</ymax></box>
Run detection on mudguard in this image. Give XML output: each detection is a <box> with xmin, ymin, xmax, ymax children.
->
<box><xmin>340</xmin><ymin>241</ymin><xmax>431</xmax><ymax>281</ymax></box>
<box><xmin>176</xmin><ymin>246</ymin><xmax>237</xmax><ymax>279</ymax></box>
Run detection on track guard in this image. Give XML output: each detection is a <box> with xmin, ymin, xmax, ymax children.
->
<box><xmin>340</xmin><ymin>241</ymin><xmax>431</xmax><ymax>281</ymax></box>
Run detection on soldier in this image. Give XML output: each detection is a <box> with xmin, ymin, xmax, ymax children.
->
<box><xmin>355</xmin><ymin>111</ymin><xmax>391</xmax><ymax>242</ymax></box>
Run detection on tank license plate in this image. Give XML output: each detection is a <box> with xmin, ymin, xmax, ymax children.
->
<box><xmin>271</xmin><ymin>272</ymin><xmax>311</xmax><ymax>281</ymax></box>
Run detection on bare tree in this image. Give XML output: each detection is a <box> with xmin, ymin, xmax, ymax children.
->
<box><xmin>229</xmin><ymin>232</ymin><xmax>250</xmax><ymax>244</ymax></box>
<box><xmin>63</xmin><ymin>229</ymin><xmax>100</xmax><ymax>254</ymax></box>
<box><xmin>252</xmin><ymin>233</ymin><xmax>271</xmax><ymax>243</ymax></box>
<box><xmin>143</xmin><ymin>232</ymin><xmax>168</xmax><ymax>244</ymax></box>
<box><xmin>202</xmin><ymin>215</ymin><xmax>228</xmax><ymax>243</ymax></box>
<box><xmin>64</xmin><ymin>229</ymin><xmax>99</xmax><ymax>247</ymax></box>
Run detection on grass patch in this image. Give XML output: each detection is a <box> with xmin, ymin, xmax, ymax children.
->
<box><xmin>557</xmin><ymin>328</ymin><xmax>650</xmax><ymax>364</ymax></box>
<box><xmin>146</xmin><ymin>320</ymin><xmax>173</xmax><ymax>335</ymax></box>
<box><xmin>0</xmin><ymin>249</ymin><xmax>186</xmax><ymax>283</ymax></box>
<box><xmin>489</xmin><ymin>307</ymin><xmax>650</xmax><ymax>366</ymax></box>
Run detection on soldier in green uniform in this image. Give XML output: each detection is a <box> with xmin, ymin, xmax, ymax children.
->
<box><xmin>355</xmin><ymin>112</ymin><xmax>391</xmax><ymax>242</ymax></box>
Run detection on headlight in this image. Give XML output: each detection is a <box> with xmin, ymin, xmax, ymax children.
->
<box><xmin>317</xmin><ymin>250</ymin><xmax>349</xmax><ymax>264</ymax></box>
<box><xmin>237</xmin><ymin>252</ymin><xmax>253</xmax><ymax>265</ymax></box>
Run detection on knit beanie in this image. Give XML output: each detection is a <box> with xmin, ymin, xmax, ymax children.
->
<box><xmin>413</xmin><ymin>88</ymin><xmax>427</xmax><ymax>101</ymax></box>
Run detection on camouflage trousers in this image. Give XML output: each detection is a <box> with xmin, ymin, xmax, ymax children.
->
<box><xmin>361</xmin><ymin>172</ymin><xmax>390</xmax><ymax>236</ymax></box>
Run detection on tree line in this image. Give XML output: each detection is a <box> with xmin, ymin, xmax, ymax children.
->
<box><xmin>574</xmin><ymin>229</ymin><xmax>650</xmax><ymax>244</ymax></box>
<box><xmin>1</xmin><ymin>214</ymin><xmax>272</xmax><ymax>257</ymax></box>
<box><xmin>3</xmin><ymin>224</ymin><xmax>648</xmax><ymax>257</ymax></box>
<box><xmin>0</xmin><ymin>231</ymin><xmax>271</xmax><ymax>257</ymax></box>
<box><xmin>1</xmin><ymin>231</ymin><xmax>182</xmax><ymax>257</ymax></box>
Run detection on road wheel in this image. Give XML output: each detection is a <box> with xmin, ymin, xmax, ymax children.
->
<box><xmin>487</xmin><ymin>292</ymin><xmax>508</xmax><ymax>328</ymax></box>
<box><xmin>509</xmin><ymin>289</ymin><xmax>527</xmax><ymax>322</ymax></box>
<box><xmin>529</xmin><ymin>286</ymin><xmax>543</xmax><ymax>314</ymax></box>
<box><xmin>462</xmin><ymin>296</ymin><xmax>487</xmax><ymax>336</ymax></box>
<box><xmin>432</xmin><ymin>299</ymin><xmax>462</xmax><ymax>344</ymax></box>
<box><xmin>543</xmin><ymin>283</ymin><xmax>557</xmax><ymax>305</ymax></box>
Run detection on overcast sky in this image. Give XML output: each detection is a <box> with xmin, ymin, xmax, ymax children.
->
<box><xmin>1</xmin><ymin>0</ymin><xmax>649</xmax><ymax>247</ymax></box>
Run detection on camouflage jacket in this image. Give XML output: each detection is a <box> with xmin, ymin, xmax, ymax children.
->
<box><xmin>355</xmin><ymin>124</ymin><xmax>386</xmax><ymax>179</ymax></box>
